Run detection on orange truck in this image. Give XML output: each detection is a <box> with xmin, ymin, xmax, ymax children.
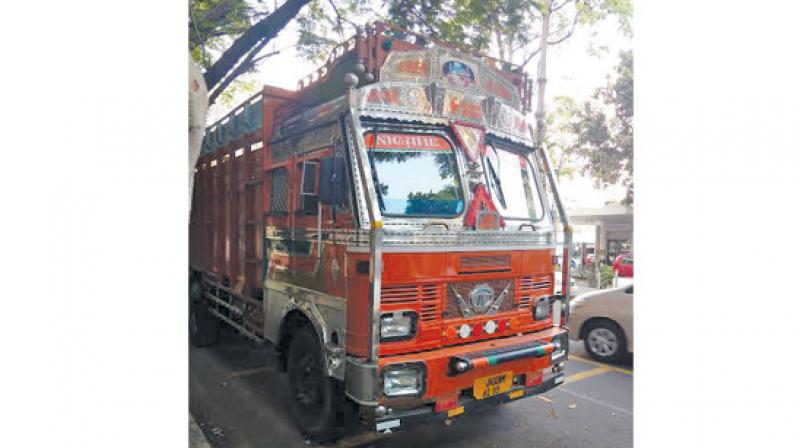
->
<box><xmin>189</xmin><ymin>22</ymin><xmax>573</xmax><ymax>441</ymax></box>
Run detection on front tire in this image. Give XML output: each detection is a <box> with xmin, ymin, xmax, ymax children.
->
<box><xmin>287</xmin><ymin>326</ymin><xmax>343</xmax><ymax>442</ymax></box>
<box><xmin>583</xmin><ymin>320</ymin><xmax>626</xmax><ymax>362</ymax></box>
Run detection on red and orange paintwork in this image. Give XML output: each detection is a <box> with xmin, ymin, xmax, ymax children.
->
<box><xmin>189</xmin><ymin>23</ymin><xmax>558</xmax><ymax>414</ymax></box>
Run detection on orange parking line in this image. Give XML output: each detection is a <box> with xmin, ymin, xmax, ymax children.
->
<box><xmin>563</xmin><ymin>366</ymin><xmax>610</xmax><ymax>385</ymax></box>
<box><xmin>569</xmin><ymin>355</ymin><xmax>633</xmax><ymax>375</ymax></box>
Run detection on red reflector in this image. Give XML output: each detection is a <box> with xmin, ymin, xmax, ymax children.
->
<box><xmin>525</xmin><ymin>370</ymin><xmax>543</xmax><ymax>387</ymax></box>
<box><xmin>472</xmin><ymin>323</ymin><xmax>483</xmax><ymax>336</ymax></box>
<box><xmin>435</xmin><ymin>394</ymin><xmax>459</xmax><ymax>413</ymax></box>
<box><xmin>498</xmin><ymin>320</ymin><xmax>508</xmax><ymax>332</ymax></box>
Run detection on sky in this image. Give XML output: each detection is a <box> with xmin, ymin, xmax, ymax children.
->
<box><xmin>206</xmin><ymin>8</ymin><xmax>632</xmax><ymax>208</ymax></box>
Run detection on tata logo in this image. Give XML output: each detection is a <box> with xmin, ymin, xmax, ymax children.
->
<box><xmin>469</xmin><ymin>284</ymin><xmax>495</xmax><ymax>313</ymax></box>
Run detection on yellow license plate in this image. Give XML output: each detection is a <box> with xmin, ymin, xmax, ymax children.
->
<box><xmin>473</xmin><ymin>371</ymin><xmax>514</xmax><ymax>400</ymax></box>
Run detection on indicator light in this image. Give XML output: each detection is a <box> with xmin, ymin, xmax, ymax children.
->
<box><xmin>458</xmin><ymin>324</ymin><xmax>471</xmax><ymax>338</ymax></box>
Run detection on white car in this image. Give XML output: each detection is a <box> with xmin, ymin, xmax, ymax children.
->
<box><xmin>554</xmin><ymin>270</ymin><xmax>577</xmax><ymax>296</ymax></box>
<box><xmin>569</xmin><ymin>285</ymin><xmax>634</xmax><ymax>362</ymax></box>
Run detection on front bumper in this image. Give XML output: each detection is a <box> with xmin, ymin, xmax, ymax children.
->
<box><xmin>370</xmin><ymin>328</ymin><xmax>568</xmax><ymax>433</ymax></box>
<box><xmin>373</xmin><ymin>369</ymin><xmax>565</xmax><ymax>433</ymax></box>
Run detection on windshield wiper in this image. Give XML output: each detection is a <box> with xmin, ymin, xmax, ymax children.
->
<box><xmin>487</xmin><ymin>158</ymin><xmax>507</xmax><ymax>208</ymax></box>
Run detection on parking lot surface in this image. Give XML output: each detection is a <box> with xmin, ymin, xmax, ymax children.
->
<box><xmin>191</xmin><ymin>328</ymin><xmax>632</xmax><ymax>448</ymax></box>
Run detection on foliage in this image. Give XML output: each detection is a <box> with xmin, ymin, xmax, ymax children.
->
<box><xmin>586</xmin><ymin>262</ymin><xmax>614</xmax><ymax>288</ymax></box>
<box><xmin>190</xmin><ymin>0</ymin><xmax>259</xmax><ymax>68</ymax></box>
<box><xmin>385</xmin><ymin>0</ymin><xmax>631</xmax><ymax>66</ymax></box>
<box><xmin>405</xmin><ymin>186</ymin><xmax>461</xmax><ymax>214</ymax></box>
<box><xmin>189</xmin><ymin>0</ymin><xmax>315</xmax><ymax>106</ymax></box>
<box><xmin>190</xmin><ymin>1</ymin><xmax>273</xmax><ymax>104</ymax></box>
<box><xmin>552</xmin><ymin>50</ymin><xmax>633</xmax><ymax>203</ymax></box>
<box><xmin>295</xmin><ymin>0</ymin><xmax>378</xmax><ymax>63</ymax></box>
<box><xmin>387</xmin><ymin>0</ymin><xmax>538</xmax><ymax>62</ymax></box>
<box><xmin>545</xmin><ymin>96</ymin><xmax>581</xmax><ymax>179</ymax></box>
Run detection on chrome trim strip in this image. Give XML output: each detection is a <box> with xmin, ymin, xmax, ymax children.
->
<box><xmin>348</xmin><ymin>88</ymin><xmax>384</xmax><ymax>363</ymax></box>
<box><xmin>534</xmin><ymin>127</ymin><xmax>573</xmax><ymax>319</ymax></box>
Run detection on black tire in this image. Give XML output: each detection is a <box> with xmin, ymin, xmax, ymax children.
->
<box><xmin>287</xmin><ymin>326</ymin><xmax>344</xmax><ymax>442</ymax></box>
<box><xmin>583</xmin><ymin>319</ymin><xmax>626</xmax><ymax>362</ymax></box>
<box><xmin>190</xmin><ymin>281</ymin><xmax>220</xmax><ymax>347</ymax></box>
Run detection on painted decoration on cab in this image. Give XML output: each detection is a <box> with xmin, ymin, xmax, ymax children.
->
<box><xmin>451</xmin><ymin>123</ymin><xmax>486</xmax><ymax>163</ymax></box>
<box><xmin>487</xmin><ymin>100</ymin><xmax>528</xmax><ymax>138</ymax></box>
<box><xmin>360</xmin><ymin>83</ymin><xmax>432</xmax><ymax>115</ymax></box>
<box><xmin>480</xmin><ymin>66</ymin><xmax>520</xmax><ymax>108</ymax></box>
<box><xmin>442</xmin><ymin>90</ymin><xmax>484</xmax><ymax>123</ymax></box>
<box><xmin>363</xmin><ymin>132</ymin><xmax>450</xmax><ymax>151</ymax></box>
<box><xmin>382</xmin><ymin>52</ymin><xmax>433</xmax><ymax>82</ymax></box>
<box><xmin>442</xmin><ymin>61</ymin><xmax>476</xmax><ymax>88</ymax></box>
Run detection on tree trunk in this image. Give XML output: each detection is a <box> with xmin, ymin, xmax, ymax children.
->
<box><xmin>189</xmin><ymin>60</ymin><xmax>209</xmax><ymax>212</ymax></box>
<box><xmin>534</xmin><ymin>0</ymin><xmax>551</xmax><ymax>148</ymax></box>
<box><xmin>496</xmin><ymin>29</ymin><xmax>505</xmax><ymax>61</ymax></box>
<box><xmin>203</xmin><ymin>0</ymin><xmax>311</xmax><ymax>93</ymax></box>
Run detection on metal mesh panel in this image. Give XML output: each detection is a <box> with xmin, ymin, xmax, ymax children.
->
<box><xmin>269</xmin><ymin>168</ymin><xmax>288</xmax><ymax>213</ymax></box>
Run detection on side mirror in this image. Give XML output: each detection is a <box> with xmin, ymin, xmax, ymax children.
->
<box><xmin>319</xmin><ymin>156</ymin><xmax>346</xmax><ymax>205</ymax></box>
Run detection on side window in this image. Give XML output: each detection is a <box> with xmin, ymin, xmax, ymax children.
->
<box><xmin>298</xmin><ymin>160</ymin><xmax>319</xmax><ymax>215</ymax></box>
<box><xmin>332</xmin><ymin>143</ymin><xmax>353</xmax><ymax>218</ymax></box>
<box><xmin>268</xmin><ymin>167</ymin><xmax>288</xmax><ymax>215</ymax></box>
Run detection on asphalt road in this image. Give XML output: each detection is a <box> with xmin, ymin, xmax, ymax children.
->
<box><xmin>191</xmin><ymin>328</ymin><xmax>632</xmax><ymax>448</ymax></box>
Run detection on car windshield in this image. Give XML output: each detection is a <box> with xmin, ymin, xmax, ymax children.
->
<box><xmin>484</xmin><ymin>143</ymin><xmax>544</xmax><ymax>221</ymax></box>
<box><xmin>365</xmin><ymin>132</ymin><xmax>465</xmax><ymax>217</ymax></box>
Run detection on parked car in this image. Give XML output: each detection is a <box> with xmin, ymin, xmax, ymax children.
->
<box><xmin>612</xmin><ymin>253</ymin><xmax>634</xmax><ymax>277</ymax></box>
<box><xmin>554</xmin><ymin>270</ymin><xmax>577</xmax><ymax>296</ymax></box>
<box><xmin>569</xmin><ymin>285</ymin><xmax>633</xmax><ymax>362</ymax></box>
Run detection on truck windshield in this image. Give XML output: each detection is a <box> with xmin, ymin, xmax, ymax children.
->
<box><xmin>483</xmin><ymin>143</ymin><xmax>544</xmax><ymax>222</ymax></box>
<box><xmin>365</xmin><ymin>132</ymin><xmax>464</xmax><ymax>217</ymax></box>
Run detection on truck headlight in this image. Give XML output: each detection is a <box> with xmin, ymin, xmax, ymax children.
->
<box><xmin>380</xmin><ymin>311</ymin><xmax>417</xmax><ymax>341</ymax></box>
<box><xmin>534</xmin><ymin>297</ymin><xmax>551</xmax><ymax>320</ymax></box>
<box><xmin>383</xmin><ymin>363</ymin><xmax>425</xmax><ymax>397</ymax></box>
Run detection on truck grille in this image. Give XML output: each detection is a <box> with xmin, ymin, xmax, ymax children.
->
<box><xmin>520</xmin><ymin>275</ymin><xmax>551</xmax><ymax>292</ymax></box>
<box><xmin>518</xmin><ymin>274</ymin><xmax>552</xmax><ymax>310</ymax></box>
<box><xmin>381</xmin><ymin>284</ymin><xmax>441</xmax><ymax>321</ymax></box>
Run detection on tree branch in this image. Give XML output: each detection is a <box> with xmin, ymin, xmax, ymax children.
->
<box><xmin>207</xmin><ymin>45</ymin><xmax>260</xmax><ymax>105</ymax></box>
<box><xmin>519</xmin><ymin>46</ymin><xmax>541</xmax><ymax>68</ymax></box>
<box><xmin>513</xmin><ymin>33</ymin><xmax>540</xmax><ymax>52</ymax></box>
<box><xmin>207</xmin><ymin>31</ymin><xmax>280</xmax><ymax>105</ymax></box>
<box><xmin>551</xmin><ymin>0</ymin><xmax>572</xmax><ymax>12</ymax></box>
<box><xmin>326</xmin><ymin>0</ymin><xmax>359</xmax><ymax>31</ymax></box>
<box><xmin>548</xmin><ymin>9</ymin><xmax>580</xmax><ymax>46</ymax></box>
<box><xmin>203</xmin><ymin>0</ymin><xmax>312</xmax><ymax>92</ymax></box>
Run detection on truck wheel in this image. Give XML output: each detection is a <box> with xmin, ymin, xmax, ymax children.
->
<box><xmin>583</xmin><ymin>319</ymin><xmax>626</xmax><ymax>362</ymax></box>
<box><xmin>189</xmin><ymin>296</ymin><xmax>220</xmax><ymax>347</ymax></box>
<box><xmin>287</xmin><ymin>326</ymin><xmax>341</xmax><ymax>442</ymax></box>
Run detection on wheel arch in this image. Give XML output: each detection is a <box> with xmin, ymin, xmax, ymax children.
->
<box><xmin>277</xmin><ymin>309</ymin><xmax>323</xmax><ymax>372</ymax></box>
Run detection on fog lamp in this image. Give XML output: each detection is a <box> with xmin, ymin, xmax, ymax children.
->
<box><xmin>383</xmin><ymin>364</ymin><xmax>424</xmax><ymax>397</ymax></box>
